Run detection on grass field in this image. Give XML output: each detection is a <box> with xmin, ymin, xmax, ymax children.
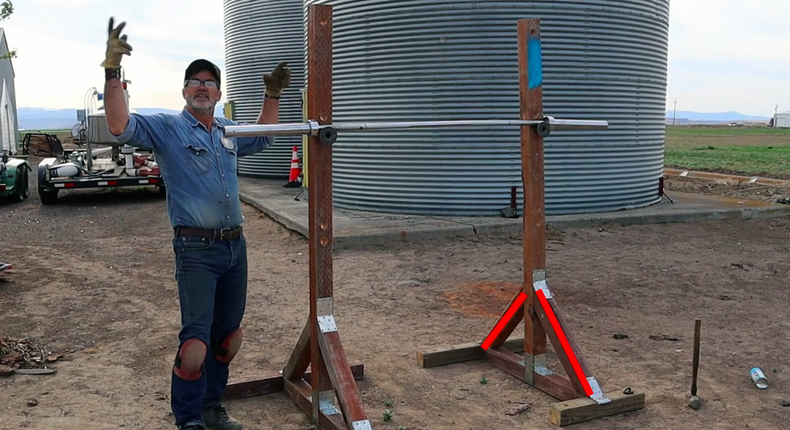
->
<box><xmin>665</xmin><ymin>125</ymin><xmax>790</xmax><ymax>178</ymax></box>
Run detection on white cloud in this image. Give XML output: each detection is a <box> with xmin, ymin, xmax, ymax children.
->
<box><xmin>1</xmin><ymin>0</ymin><xmax>788</xmax><ymax>117</ymax></box>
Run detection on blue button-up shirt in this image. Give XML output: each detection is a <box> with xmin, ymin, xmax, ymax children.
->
<box><xmin>115</xmin><ymin>108</ymin><xmax>272</xmax><ymax>230</ymax></box>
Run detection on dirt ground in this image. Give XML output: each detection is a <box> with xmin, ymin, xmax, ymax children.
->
<box><xmin>664</xmin><ymin>174</ymin><xmax>790</xmax><ymax>205</ymax></box>
<box><xmin>2</xmin><ymin>160</ymin><xmax>790</xmax><ymax>430</ymax></box>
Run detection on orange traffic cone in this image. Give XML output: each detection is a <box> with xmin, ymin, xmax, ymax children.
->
<box><xmin>283</xmin><ymin>146</ymin><xmax>302</xmax><ymax>188</ymax></box>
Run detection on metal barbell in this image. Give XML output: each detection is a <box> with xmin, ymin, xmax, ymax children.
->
<box><xmin>223</xmin><ymin>116</ymin><xmax>608</xmax><ymax>145</ymax></box>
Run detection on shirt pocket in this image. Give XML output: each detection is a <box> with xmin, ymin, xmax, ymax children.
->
<box><xmin>183</xmin><ymin>143</ymin><xmax>211</xmax><ymax>175</ymax></box>
<box><xmin>223</xmin><ymin>145</ymin><xmax>238</xmax><ymax>174</ymax></box>
<box><xmin>220</xmin><ymin>137</ymin><xmax>239</xmax><ymax>174</ymax></box>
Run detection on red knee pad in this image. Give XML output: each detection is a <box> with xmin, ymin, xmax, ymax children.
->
<box><xmin>173</xmin><ymin>339</ymin><xmax>207</xmax><ymax>381</ymax></box>
<box><xmin>215</xmin><ymin>328</ymin><xmax>243</xmax><ymax>363</ymax></box>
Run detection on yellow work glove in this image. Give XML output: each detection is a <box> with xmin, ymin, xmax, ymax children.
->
<box><xmin>100</xmin><ymin>17</ymin><xmax>133</xmax><ymax>69</ymax></box>
<box><xmin>263</xmin><ymin>62</ymin><xmax>291</xmax><ymax>98</ymax></box>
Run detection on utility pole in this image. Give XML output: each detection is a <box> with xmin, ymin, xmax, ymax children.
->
<box><xmin>673</xmin><ymin>98</ymin><xmax>678</xmax><ymax>126</ymax></box>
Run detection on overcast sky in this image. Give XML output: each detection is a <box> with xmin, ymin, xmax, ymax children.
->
<box><xmin>2</xmin><ymin>0</ymin><xmax>788</xmax><ymax>117</ymax></box>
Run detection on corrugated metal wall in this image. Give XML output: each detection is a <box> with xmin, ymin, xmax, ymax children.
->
<box><xmin>303</xmin><ymin>0</ymin><xmax>670</xmax><ymax>216</ymax></box>
<box><xmin>224</xmin><ymin>0</ymin><xmax>304</xmax><ymax>179</ymax></box>
<box><xmin>0</xmin><ymin>29</ymin><xmax>18</xmax><ymax>151</ymax></box>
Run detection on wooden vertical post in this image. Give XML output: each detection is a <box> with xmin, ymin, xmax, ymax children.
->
<box><xmin>256</xmin><ymin>5</ymin><xmax>371</xmax><ymax>430</ymax></box>
<box><xmin>305</xmin><ymin>3</ymin><xmax>335</xmax><ymax>423</ymax></box>
<box><xmin>518</xmin><ymin>17</ymin><xmax>549</xmax><ymax>384</ymax></box>
<box><xmin>222</xmin><ymin>9</ymin><xmax>369</xmax><ymax>429</ymax></box>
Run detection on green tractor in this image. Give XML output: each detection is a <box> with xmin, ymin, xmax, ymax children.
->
<box><xmin>0</xmin><ymin>150</ymin><xmax>30</xmax><ymax>202</ymax></box>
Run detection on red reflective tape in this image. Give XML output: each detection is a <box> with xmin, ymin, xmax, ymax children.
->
<box><xmin>480</xmin><ymin>292</ymin><xmax>527</xmax><ymax>350</ymax></box>
<box><xmin>535</xmin><ymin>288</ymin><xmax>593</xmax><ymax>396</ymax></box>
<box><xmin>64</xmin><ymin>183</ymin><xmax>76</xmax><ymax>188</ymax></box>
<box><xmin>108</xmin><ymin>181</ymin><xmax>118</xmax><ymax>186</ymax></box>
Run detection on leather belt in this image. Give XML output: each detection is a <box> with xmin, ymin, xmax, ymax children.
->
<box><xmin>174</xmin><ymin>226</ymin><xmax>243</xmax><ymax>241</ymax></box>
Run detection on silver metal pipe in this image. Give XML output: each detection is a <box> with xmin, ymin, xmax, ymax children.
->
<box><xmin>225</xmin><ymin>120</ymin><xmax>322</xmax><ymax>138</ymax></box>
<box><xmin>331</xmin><ymin>119</ymin><xmax>547</xmax><ymax>130</ymax></box>
<box><xmin>223</xmin><ymin>117</ymin><xmax>608</xmax><ymax>138</ymax></box>
<box><xmin>542</xmin><ymin>116</ymin><xmax>610</xmax><ymax>131</ymax></box>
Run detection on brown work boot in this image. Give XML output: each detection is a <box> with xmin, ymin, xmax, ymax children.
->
<box><xmin>202</xmin><ymin>404</ymin><xmax>242</xmax><ymax>430</ymax></box>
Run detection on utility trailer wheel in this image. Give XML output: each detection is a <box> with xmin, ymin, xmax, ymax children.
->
<box><xmin>20</xmin><ymin>168</ymin><xmax>30</xmax><ymax>199</ymax></box>
<box><xmin>9</xmin><ymin>167</ymin><xmax>28</xmax><ymax>202</ymax></box>
<box><xmin>39</xmin><ymin>188</ymin><xmax>58</xmax><ymax>205</ymax></box>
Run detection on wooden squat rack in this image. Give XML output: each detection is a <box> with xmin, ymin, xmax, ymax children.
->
<box><xmin>223</xmin><ymin>5</ymin><xmax>371</xmax><ymax>430</ymax></box>
<box><xmin>221</xmin><ymin>6</ymin><xmax>644</xmax><ymax>430</ymax></box>
<box><xmin>415</xmin><ymin>18</ymin><xmax>646</xmax><ymax>427</ymax></box>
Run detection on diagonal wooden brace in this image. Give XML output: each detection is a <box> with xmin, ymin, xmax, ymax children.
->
<box><xmin>317</xmin><ymin>321</ymin><xmax>371</xmax><ymax>428</ymax></box>
<box><xmin>532</xmin><ymin>275</ymin><xmax>611</xmax><ymax>404</ymax></box>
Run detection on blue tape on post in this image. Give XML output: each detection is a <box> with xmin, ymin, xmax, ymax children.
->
<box><xmin>528</xmin><ymin>37</ymin><xmax>543</xmax><ymax>90</ymax></box>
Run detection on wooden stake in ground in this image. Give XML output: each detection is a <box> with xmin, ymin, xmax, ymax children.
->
<box><xmin>688</xmin><ymin>318</ymin><xmax>702</xmax><ymax>410</ymax></box>
<box><xmin>416</xmin><ymin>17</ymin><xmax>645</xmax><ymax>427</ymax></box>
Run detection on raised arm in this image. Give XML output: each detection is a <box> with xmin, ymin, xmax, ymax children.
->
<box><xmin>101</xmin><ymin>17</ymin><xmax>133</xmax><ymax>137</ymax></box>
<box><xmin>235</xmin><ymin>62</ymin><xmax>291</xmax><ymax>156</ymax></box>
<box><xmin>100</xmin><ymin>17</ymin><xmax>166</xmax><ymax>152</ymax></box>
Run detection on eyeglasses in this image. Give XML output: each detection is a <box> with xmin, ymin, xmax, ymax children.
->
<box><xmin>185</xmin><ymin>79</ymin><xmax>218</xmax><ymax>89</ymax></box>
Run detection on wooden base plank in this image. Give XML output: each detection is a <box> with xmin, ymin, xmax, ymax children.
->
<box><xmin>222</xmin><ymin>361</ymin><xmax>365</xmax><ymax>401</ymax></box>
<box><xmin>549</xmin><ymin>391</ymin><xmax>646</xmax><ymax>427</ymax></box>
<box><xmin>421</xmin><ymin>338</ymin><xmax>586</xmax><ymax>403</ymax></box>
<box><xmin>417</xmin><ymin>337</ymin><xmax>525</xmax><ymax>368</ymax></box>
<box><xmin>483</xmin><ymin>347</ymin><xmax>579</xmax><ymax>402</ymax></box>
<box><xmin>533</xmin><ymin>374</ymin><xmax>579</xmax><ymax>402</ymax></box>
<box><xmin>483</xmin><ymin>346</ymin><xmax>528</xmax><ymax>382</ymax></box>
<box><xmin>284</xmin><ymin>378</ymin><xmax>347</xmax><ymax>430</ymax></box>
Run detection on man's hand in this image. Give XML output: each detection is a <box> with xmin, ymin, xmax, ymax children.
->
<box><xmin>263</xmin><ymin>62</ymin><xmax>291</xmax><ymax>98</ymax></box>
<box><xmin>101</xmin><ymin>17</ymin><xmax>133</xmax><ymax>69</ymax></box>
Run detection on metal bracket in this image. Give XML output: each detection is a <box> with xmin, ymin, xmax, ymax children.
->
<box><xmin>524</xmin><ymin>353</ymin><xmax>548</xmax><ymax>385</ymax></box>
<box><xmin>532</xmin><ymin>269</ymin><xmax>552</xmax><ymax>299</ymax></box>
<box><xmin>306</xmin><ymin>120</ymin><xmax>321</xmax><ymax>137</ymax></box>
<box><xmin>352</xmin><ymin>420</ymin><xmax>373</xmax><ymax>430</ymax></box>
<box><xmin>319</xmin><ymin>391</ymin><xmax>340</xmax><ymax>415</ymax></box>
<box><xmin>317</xmin><ymin>314</ymin><xmax>337</xmax><ymax>333</ymax></box>
<box><xmin>317</xmin><ymin>297</ymin><xmax>333</xmax><ymax>316</ymax></box>
<box><xmin>587</xmin><ymin>376</ymin><xmax>612</xmax><ymax>404</ymax></box>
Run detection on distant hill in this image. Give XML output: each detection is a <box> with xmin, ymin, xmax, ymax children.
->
<box><xmin>666</xmin><ymin>110</ymin><xmax>771</xmax><ymax>123</ymax></box>
<box><xmin>17</xmin><ymin>105</ymin><xmax>225</xmax><ymax>131</ymax></box>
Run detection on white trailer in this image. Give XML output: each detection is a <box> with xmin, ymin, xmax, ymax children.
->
<box><xmin>36</xmin><ymin>70</ymin><xmax>165</xmax><ymax>204</ymax></box>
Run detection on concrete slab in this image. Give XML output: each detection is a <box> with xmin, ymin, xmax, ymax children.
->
<box><xmin>238</xmin><ymin>177</ymin><xmax>790</xmax><ymax>250</ymax></box>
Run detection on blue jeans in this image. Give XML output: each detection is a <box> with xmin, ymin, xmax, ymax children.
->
<box><xmin>170</xmin><ymin>233</ymin><xmax>248</xmax><ymax>428</ymax></box>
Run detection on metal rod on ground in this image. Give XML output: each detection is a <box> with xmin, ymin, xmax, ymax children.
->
<box><xmin>689</xmin><ymin>318</ymin><xmax>702</xmax><ymax>410</ymax></box>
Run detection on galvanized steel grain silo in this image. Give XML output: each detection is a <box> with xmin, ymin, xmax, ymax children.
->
<box><xmin>303</xmin><ymin>0</ymin><xmax>670</xmax><ymax>216</ymax></box>
<box><xmin>224</xmin><ymin>0</ymin><xmax>305</xmax><ymax>179</ymax></box>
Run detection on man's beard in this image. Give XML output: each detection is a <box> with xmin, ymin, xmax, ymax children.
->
<box><xmin>187</xmin><ymin>93</ymin><xmax>216</xmax><ymax>116</ymax></box>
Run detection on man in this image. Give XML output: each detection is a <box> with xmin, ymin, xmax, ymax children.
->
<box><xmin>100</xmin><ymin>18</ymin><xmax>291</xmax><ymax>430</ymax></box>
